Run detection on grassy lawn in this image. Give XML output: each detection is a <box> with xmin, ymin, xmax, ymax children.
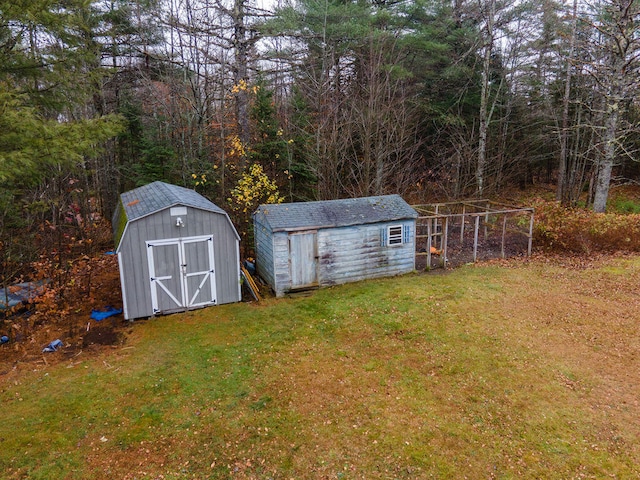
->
<box><xmin>2</xmin><ymin>255</ymin><xmax>640</xmax><ymax>479</ymax></box>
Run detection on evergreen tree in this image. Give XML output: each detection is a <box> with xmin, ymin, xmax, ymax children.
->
<box><xmin>0</xmin><ymin>0</ymin><xmax>124</xmax><ymax>284</ymax></box>
<box><xmin>249</xmin><ymin>80</ymin><xmax>288</xmax><ymax>183</ymax></box>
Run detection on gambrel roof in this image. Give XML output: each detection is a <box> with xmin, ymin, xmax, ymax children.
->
<box><xmin>253</xmin><ymin>195</ymin><xmax>417</xmax><ymax>233</ymax></box>
<box><xmin>113</xmin><ymin>181</ymin><xmax>230</xmax><ymax>250</ymax></box>
<box><xmin>119</xmin><ymin>181</ymin><xmax>226</xmax><ymax>221</ymax></box>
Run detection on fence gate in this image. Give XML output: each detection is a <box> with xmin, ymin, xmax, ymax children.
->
<box><xmin>146</xmin><ymin>235</ymin><xmax>216</xmax><ymax>314</ymax></box>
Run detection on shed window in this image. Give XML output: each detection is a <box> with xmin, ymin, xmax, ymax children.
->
<box><xmin>387</xmin><ymin>225</ymin><xmax>404</xmax><ymax>245</ymax></box>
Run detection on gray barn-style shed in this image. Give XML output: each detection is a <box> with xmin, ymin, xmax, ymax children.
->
<box><xmin>113</xmin><ymin>181</ymin><xmax>241</xmax><ymax>320</ymax></box>
<box><xmin>253</xmin><ymin>195</ymin><xmax>418</xmax><ymax>297</ymax></box>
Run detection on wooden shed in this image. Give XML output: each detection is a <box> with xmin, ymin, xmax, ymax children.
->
<box><xmin>253</xmin><ymin>195</ymin><xmax>418</xmax><ymax>297</ymax></box>
<box><xmin>113</xmin><ymin>181</ymin><xmax>241</xmax><ymax>320</ymax></box>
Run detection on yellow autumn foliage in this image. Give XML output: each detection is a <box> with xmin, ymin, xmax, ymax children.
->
<box><xmin>228</xmin><ymin>163</ymin><xmax>283</xmax><ymax>216</ymax></box>
<box><xmin>230</xmin><ymin>80</ymin><xmax>260</xmax><ymax>95</ymax></box>
<box><xmin>228</xmin><ymin>135</ymin><xmax>247</xmax><ymax>158</ymax></box>
<box><xmin>191</xmin><ymin>173</ymin><xmax>207</xmax><ymax>187</ymax></box>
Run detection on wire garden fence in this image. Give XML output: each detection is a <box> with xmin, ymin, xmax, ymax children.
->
<box><xmin>412</xmin><ymin>200</ymin><xmax>534</xmax><ymax>270</ymax></box>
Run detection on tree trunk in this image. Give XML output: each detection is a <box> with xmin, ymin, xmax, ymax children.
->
<box><xmin>593</xmin><ymin>99</ymin><xmax>619</xmax><ymax>212</ymax></box>
<box><xmin>557</xmin><ymin>0</ymin><xmax>578</xmax><ymax>204</ymax></box>
<box><xmin>476</xmin><ymin>0</ymin><xmax>495</xmax><ymax>196</ymax></box>
<box><xmin>591</xmin><ymin>0</ymin><xmax>638</xmax><ymax>212</ymax></box>
<box><xmin>234</xmin><ymin>0</ymin><xmax>250</xmax><ymax>154</ymax></box>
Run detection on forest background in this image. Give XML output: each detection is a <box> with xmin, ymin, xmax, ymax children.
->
<box><xmin>1</xmin><ymin>0</ymin><xmax>639</xmax><ymax>288</ymax></box>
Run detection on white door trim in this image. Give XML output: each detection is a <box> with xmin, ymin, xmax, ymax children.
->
<box><xmin>146</xmin><ymin>235</ymin><xmax>216</xmax><ymax>314</ymax></box>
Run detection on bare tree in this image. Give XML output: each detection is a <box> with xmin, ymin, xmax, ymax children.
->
<box><xmin>584</xmin><ymin>0</ymin><xmax>640</xmax><ymax>212</ymax></box>
<box><xmin>557</xmin><ymin>0</ymin><xmax>579</xmax><ymax>204</ymax></box>
<box><xmin>344</xmin><ymin>34</ymin><xmax>422</xmax><ymax>197</ymax></box>
<box><xmin>476</xmin><ymin>0</ymin><xmax>496</xmax><ymax>196</ymax></box>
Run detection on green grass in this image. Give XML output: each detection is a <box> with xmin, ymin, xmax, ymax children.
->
<box><xmin>612</xmin><ymin>198</ymin><xmax>640</xmax><ymax>214</ymax></box>
<box><xmin>3</xmin><ymin>256</ymin><xmax>640</xmax><ymax>478</ymax></box>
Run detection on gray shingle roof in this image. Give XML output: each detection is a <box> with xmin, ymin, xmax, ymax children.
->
<box><xmin>112</xmin><ymin>182</ymin><xmax>228</xmax><ymax>249</ymax></box>
<box><xmin>120</xmin><ymin>181</ymin><xmax>226</xmax><ymax>221</ymax></box>
<box><xmin>253</xmin><ymin>195</ymin><xmax>417</xmax><ymax>232</ymax></box>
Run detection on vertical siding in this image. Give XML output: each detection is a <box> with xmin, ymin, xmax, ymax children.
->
<box><xmin>254</xmin><ymin>220</ymin><xmax>292</xmax><ymax>298</ymax></box>
<box><xmin>119</xmin><ymin>213</ymin><xmax>158</xmax><ymax>319</ymax></box>
<box><xmin>289</xmin><ymin>232</ymin><xmax>318</xmax><ymax>288</ymax></box>
<box><xmin>119</xmin><ymin>206</ymin><xmax>240</xmax><ymax>320</ymax></box>
<box><xmin>188</xmin><ymin>208</ymin><xmax>241</xmax><ymax>305</ymax></box>
<box><xmin>253</xmin><ymin>217</ymin><xmax>276</xmax><ymax>290</ymax></box>
<box><xmin>272</xmin><ymin>232</ymin><xmax>292</xmax><ymax>297</ymax></box>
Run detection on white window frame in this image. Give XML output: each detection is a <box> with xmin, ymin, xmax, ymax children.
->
<box><xmin>387</xmin><ymin>224</ymin><xmax>404</xmax><ymax>246</ymax></box>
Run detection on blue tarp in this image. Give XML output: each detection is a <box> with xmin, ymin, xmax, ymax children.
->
<box><xmin>0</xmin><ymin>281</ymin><xmax>47</xmax><ymax>310</ymax></box>
<box><xmin>43</xmin><ymin>339</ymin><xmax>63</xmax><ymax>352</ymax></box>
<box><xmin>90</xmin><ymin>306</ymin><xmax>122</xmax><ymax>321</ymax></box>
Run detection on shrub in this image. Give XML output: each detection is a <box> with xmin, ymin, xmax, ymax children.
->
<box><xmin>533</xmin><ymin>200</ymin><xmax>640</xmax><ymax>253</ymax></box>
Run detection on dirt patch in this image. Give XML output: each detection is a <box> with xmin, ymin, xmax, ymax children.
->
<box><xmin>0</xmin><ymin>254</ymin><xmax>126</xmax><ymax>377</ymax></box>
<box><xmin>82</xmin><ymin>322</ymin><xmax>123</xmax><ymax>348</ymax></box>
<box><xmin>416</xmin><ymin>230</ymin><xmax>531</xmax><ymax>270</ymax></box>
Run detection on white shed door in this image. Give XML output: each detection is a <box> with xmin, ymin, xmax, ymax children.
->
<box><xmin>289</xmin><ymin>231</ymin><xmax>318</xmax><ymax>288</ymax></box>
<box><xmin>147</xmin><ymin>235</ymin><xmax>216</xmax><ymax>314</ymax></box>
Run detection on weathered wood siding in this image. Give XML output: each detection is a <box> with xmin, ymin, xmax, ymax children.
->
<box><xmin>317</xmin><ymin>221</ymin><xmax>415</xmax><ymax>287</ymax></box>
<box><xmin>253</xmin><ymin>217</ymin><xmax>276</xmax><ymax>290</ymax></box>
<box><xmin>271</xmin><ymin>232</ymin><xmax>292</xmax><ymax>297</ymax></box>
<box><xmin>118</xmin><ymin>206</ymin><xmax>240</xmax><ymax>320</ymax></box>
<box><xmin>254</xmin><ymin>220</ymin><xmax>296</xmax><ymax>298</ymax></box>
<box><xmin>289</xmin><ymin>232</ymin><xmax>318</xmax><ymax>288</ymax></box>
<box><xmin>257</xmin><ymin>220</ymin><xmax>415</xmax><ymax>297</ymax></box>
